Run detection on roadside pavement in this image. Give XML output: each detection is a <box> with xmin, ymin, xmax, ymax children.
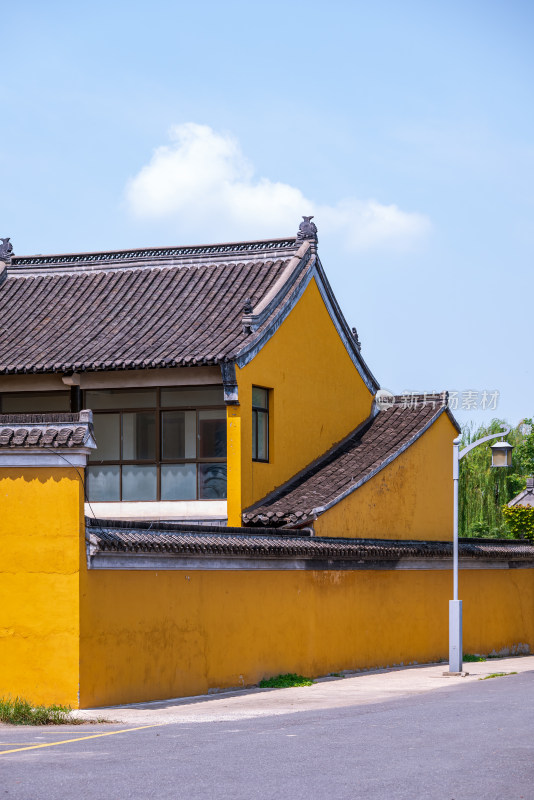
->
<box><xmin>75</xmin><ymin>654</ymin><xmax>534</xmax><ymax>724</ymax></box>
<box><xmin>1</xmin><ymin>656</ymin><xmax>532</xmax><ymax>799</ymax></box>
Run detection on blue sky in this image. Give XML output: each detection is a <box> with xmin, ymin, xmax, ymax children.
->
<box><xmin>2</xmin><ymin>0</ymin><xmax>533</xmax><ymax>427</ymax></box>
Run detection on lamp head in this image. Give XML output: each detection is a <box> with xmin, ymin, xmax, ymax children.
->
<box><xmin>490</xmin><ymin>440</ymin><xmax>513</xmax><ymax>467</ymax></box>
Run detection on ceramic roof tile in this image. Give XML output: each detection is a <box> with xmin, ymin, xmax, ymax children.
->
<box><xmin>85</xmin><ymin>519</ymin><xmax>534</xmax><ymax>562</ymax></box>
<box><xmin>0</xmin><ymin>239</ymin><xmax>302</xmax><ymax>374</ymax></box>
<box><xmin>0</xmin><ymin>412</ymin><xmax>95</xmax><ymax>449</ymax></box>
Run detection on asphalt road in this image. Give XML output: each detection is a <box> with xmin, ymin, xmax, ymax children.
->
<box><xmin>1</xmin><ymin>672</ymin><xmax>532</xmax><ymax>800</ymax></box>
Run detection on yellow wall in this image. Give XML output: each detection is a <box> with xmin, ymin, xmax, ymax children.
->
<box><xmin>231</xmin><ymin>277</ymin><xmax>374</xmax><ymax>524</ymax></box>
<box><xmin>0</xmin><ymin>468</ymin><xmax>84</xmax><ymax>707</ymax></box>
<box><xmin>78</xmin><ymin>565</ymin><xmax>534</xmax><ymax>707</ymax></box>
<box><xmin>1</xmin><ymin>465</ymin><xmax>532</xmax><ymax>709</ymax></box>
<box><xmin>314</xmin><ymin>412</ymin><xmax>457</xmax><ymax>540</ymax></box>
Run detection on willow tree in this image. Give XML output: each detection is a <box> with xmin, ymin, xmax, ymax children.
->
<box><xmin>459</xmin><ymin>419</ymin><xmax>527</xmax><ymax>537</ymax></box>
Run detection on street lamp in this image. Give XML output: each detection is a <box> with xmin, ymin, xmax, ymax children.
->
<box><xmin>449</xmin><ymin>425</ymin><xmax>513</xmax><ymax>674</ymax></box>
<box><xmin>490</xmin><ymin>440</ymin><xmax>514</xmax><ymax>467</ymax></box>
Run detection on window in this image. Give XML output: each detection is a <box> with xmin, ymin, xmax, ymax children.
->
<box><xmin>252</xmin><ymin>387</ymin><xmax>269</xmax><ymax>462</ymax></box>
<box><xmin>85</xmin><ymin>387</ymin><xmax>227</xmax><ymax>502</ymax></box>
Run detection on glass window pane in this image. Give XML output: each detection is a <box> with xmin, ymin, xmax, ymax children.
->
<box><xmin>0</xmin><ymin>391</ymin><xmax>70</xmax><ymax>413</ymax></box>
<box><xmin>89</xmin><ymin>413</ymin><xmax>120</xmax><ymax>461</ymax></box>
<box><xmin>161</xmin><ymin>464</ymin><xmax>197</xmax><ymax>501</ymax></box>
<box><xmin>86</xmin><ymin>465</ymin><xmax>120</xmax><ymax>501</ymax></box>
<box><xmin>252</xmin><ymin>387</ymin><xmax>268</xmax><ymax>409</ymax></box>
<box><xmin>252</xmin><ymin>411</ymin><xmax>257</xmax><ymax>460</ymax></box>
<box><xmin>199</xmin><ymin>463</ymin><xmax>227</xmax><ymax>499</ymax></box>
<box><xmin>85</xmin><ymin>389</ymin><xmax>156</xmax><ymax>409</ymax></box>
<box><xmin>122</xmin><ymin>466</ymin><xmax>157</xmax><ymax>501</ymax></box>
<box><xmin>257</xmin><ymin>411</ymin><xmax>268</xmax><ymax>460</ymax></box>
<box><xmin>161</xmin><ymin>386</ymin><xmax>224</xmax><ymax>407</ymax></box>
<box><xmin>161</xmin><ymin>410</ymin><xmax>196</xmax><ymax>460</ymax></box>
<box><xmin>122</xmin><ymin>412</ymin><xmax>156</xmax><ymax>460</ymax></box>
<box><xmin>199</xmin><ymin>409</ymin><xmax>226</xmax><ymax>458</ymax></box>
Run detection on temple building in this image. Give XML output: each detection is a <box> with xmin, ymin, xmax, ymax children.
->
<box><xmin>0</xmin><ymin>219</ymin><xmax>456</xmax><ymax>536</ymax></box>
<box><xmin>2</xmin><ymin>220</ymin><xmax>533</xmax><ymax>709</ymax></box>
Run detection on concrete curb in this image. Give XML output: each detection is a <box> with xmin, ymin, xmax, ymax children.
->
<box><xmin>74</xmin><ymin>655</ymin><xmax>534</xmax><ymax>726</ymax></box>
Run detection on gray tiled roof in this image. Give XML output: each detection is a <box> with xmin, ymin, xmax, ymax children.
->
<box><xmin>243</xmin><ymin>395</ymin><xmax>458</xmax><ymax>526</ymax></box>
<box><xmin>86</xmin><ymin>519</ymin><xmax>534</xmax><ymax>562</ymax></box>
<box><xmin>0</xmin><ymin>238</ymin><xmax>303</xmax><ymax>374</ymax></box>
<box><xmin>0</xmin><ymin>411</ymin><xmax>94</xmax><ymax>448</ymax></box>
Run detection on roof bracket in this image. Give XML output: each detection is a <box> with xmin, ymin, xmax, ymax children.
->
<box><xmin>220</xmin><ymin>361</ymin><xmax>239</xmax><ymax>405</ymax></box>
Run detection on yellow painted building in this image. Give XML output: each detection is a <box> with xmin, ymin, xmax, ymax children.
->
<box><xmin>0</xmin><ymin>219</ymin><xmax>455</xmax><ymax>535</ymax></box>
<box><xmin>0</xmin><ymin>219</ymin><xmax>533</xmax><ymax>707</ymax></box>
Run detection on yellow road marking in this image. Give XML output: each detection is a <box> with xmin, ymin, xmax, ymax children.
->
<box><xmin>0</xmin><ymin>743</ymin><xmax>42</xmax><ymax>746</ymax></box>
<box><xmin>0</xmin><ymin>724</ymin><xmax>167</xmax><ymax>755</ymax></box>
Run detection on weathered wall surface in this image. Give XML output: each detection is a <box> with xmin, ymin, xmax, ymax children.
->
<box><xmin>230</xmin><ymin>277</ymin><xmax>374</xmax><ymax>524</ymax></box>
<box><xmin>314</xmin><ymin>412</ymin><xmax>456</xmax><ymax>540</ymax></box>
<box><xmin>2</xmin><ymin>462</ymin><xmax>532</xmax><ymax>712</ymax></box>
<box><xmin>0</xmin><ymin>468</ymin><xmax>83</xmax><ymax>707</ymax></box>
<box><xmin>79</xmin><ymin>565</ymin><xmax>534</xmax><ymax>708</ymax></box>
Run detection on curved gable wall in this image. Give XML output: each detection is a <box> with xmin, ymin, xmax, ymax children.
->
<box><xmin>232</xmin><ymin>277</ymin><xmax>374</xmax><ymax>520</ymax></box>
<box><xmin>313</xmin><ymin>412</ymin><xmax>456</xmax><ymax>540</ymax></box>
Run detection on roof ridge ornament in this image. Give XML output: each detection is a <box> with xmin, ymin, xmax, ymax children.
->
<box><xmin>296</xmin><ymin>216</ymin><xmax>318</xmax><ymax>244</ymax></box>
<box><xmin>0</xmin><ymin>237</ymin><xmax>14</xmax><ymax>264</ymax></box>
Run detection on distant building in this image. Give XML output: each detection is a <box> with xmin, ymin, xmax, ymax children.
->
<box><xmin>508</xmin><ymin>477</ymin><xmax>534</xmax><ymax>508</ymax></box>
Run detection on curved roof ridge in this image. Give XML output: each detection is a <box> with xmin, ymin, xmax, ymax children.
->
<box><xmin>11</xmin><ymin>237</ymin><xmax>298</xmax><ymax>271</ymax></box>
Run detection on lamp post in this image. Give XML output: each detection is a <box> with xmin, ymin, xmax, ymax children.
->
<box><xmin>449</xmin><ymin>426</ymin><xmax>513</xmax><ymax>674</ymax></box>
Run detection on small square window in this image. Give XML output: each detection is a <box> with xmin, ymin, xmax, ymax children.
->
<box><xmin>161</xmin><ymin>464</ymin><xmax>197</xmax><ymax>501</ymax></box>
<box><xmin>122</xmin><ymin>465</ymin><xmax>158</xmax><ymax>501</ymax></box>
<box><xmin>199</xmin><ymin>463</ymin><xmax>227</xmax><ymax>499</ymax></box>
<box><xmin>252</xmin><ymin>387</ymin><xmax>269</xmax><ymax>462</ymax></box>
<box><xmin>86</xmin><ymin>465</ymin><xmax>120</xmax><ymax>501</ymax></box>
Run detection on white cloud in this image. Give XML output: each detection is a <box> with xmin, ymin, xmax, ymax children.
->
<box><xmin>125</xmin><ymin>123</ymin><xmax>431</xmax><ymax>251</ymax></box>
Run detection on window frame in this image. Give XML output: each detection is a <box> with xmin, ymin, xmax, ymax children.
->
<box><xmin>252</xmin><ymin>386</ymin><xmax>270</xmax><ymax>463</ymax></box>
<box><xmin>86</xmin><ymin>386</ymin><xmax>227</xmax><ymax>502</ymax></box>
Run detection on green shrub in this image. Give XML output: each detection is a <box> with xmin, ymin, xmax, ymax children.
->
<box><xmin>467</xmin><ymin>521</ymin><xmax>512</xmax><ymax>539</ymax></box>
<box><xmin>259</xmin><ymin>673</ymin><xmax>313</xmax><ymax>688</ymax></box>
<box><xmin>463</xmin><ymin>653</ymin><xmax>486</xmax><ymax>662</ymax></box>
<box><xmin>0</xmin><ymin>696</ymin><xmax>82</xmax><ymax>725</ymax></box>
<box><xmin>502</xmin><ymin>505</ymin><xmax>534</xmax><ymax>540</ymax></box>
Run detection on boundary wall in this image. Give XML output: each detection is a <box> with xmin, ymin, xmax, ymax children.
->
<box><xmin>1</xmin><ymin>450</ymin><xmax>533</xmax><ymax>709</ymax></box>
<box><xmin>80</xmin><ymin>559</ymin><xmax>534</xmax><ymax>708</ymax></box>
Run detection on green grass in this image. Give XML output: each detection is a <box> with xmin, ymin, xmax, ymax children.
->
<box><xmin>479</xmin><ymin>672</ymin><xmax>517</xmax><ymax>680</ymax></box>
<box><xmin>259</xmin><ymin>673</ymin><xmax>314</xmax><ymax>688</ymax></box>
<box><xmin>463</xmin><ymin>653</ymin><xmax>487</xmax><ymax>662</ymax></box>
<box><xmin>0</xmin><ymin>696</ymin><xmax>84</xmax><ymax>725</ymax></box>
